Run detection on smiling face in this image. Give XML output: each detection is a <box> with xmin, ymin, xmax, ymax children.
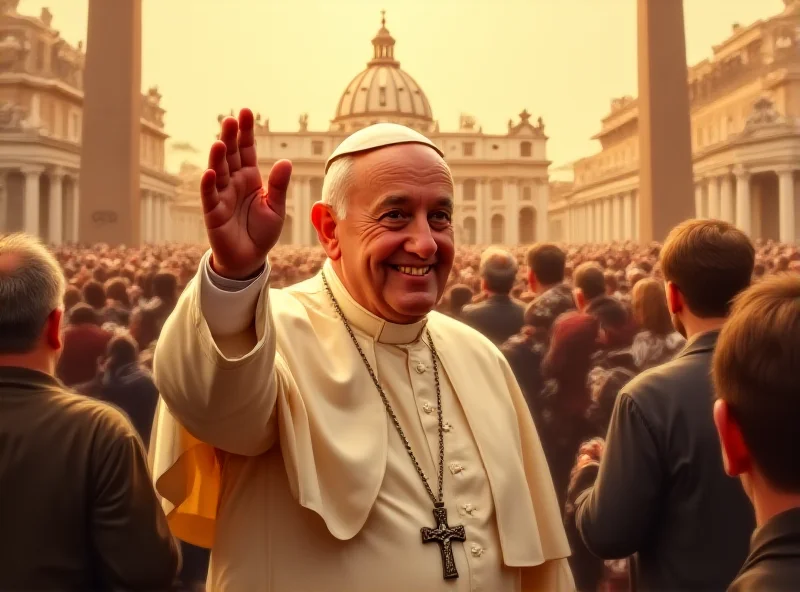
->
<box><xmin>314</xmin><ymin>143</ymin><xmax>455</xmax><ymax>324</ymax></box>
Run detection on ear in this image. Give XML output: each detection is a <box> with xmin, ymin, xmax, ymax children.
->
<box><xmin>311</xmin><ymin>202</ymin><xmax>341</xmax><ymax>261</ymax></box>
<box><xmin>573</xmin><ymin>288</ymin><xmax>586</xmax><ymax>310</ymax></box>
<box><xmin>712</xmin><ymin>399</ymin><xmax>752</xmax><ymax>478</ymax></box>
<box><xmin>665</xmin><ymin>281</ymin><xmax>683</xmax><ymax>315</ymax></box>
<box><xmin>45</xmin><ymin>308</ymin><xmax>63</xmax><ymax>351</ymax></box>
<box><xmin>527</xmin><ymin>270</ymin><xmax>537</xmax><ymax>290</ymax></box>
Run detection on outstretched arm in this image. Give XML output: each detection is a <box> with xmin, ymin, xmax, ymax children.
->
<box><xmin>152</xmin><ymin>109</ymin><xmax>293</xmax><ymax>456</ymax></box>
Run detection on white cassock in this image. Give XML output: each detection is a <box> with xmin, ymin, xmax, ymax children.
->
<box><xmin>149</xmin><ymin>124</ymin><xmax>574</xmax><ymax>592</ymax></box>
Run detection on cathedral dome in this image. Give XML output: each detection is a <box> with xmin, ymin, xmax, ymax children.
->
<box><xmin>331</xmin><ymin>13</ymin><xmax>435</xmax><ymax>133</ymax></box>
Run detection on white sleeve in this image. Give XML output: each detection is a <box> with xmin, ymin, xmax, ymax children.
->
<box><xmin>198</xmin><ymin>250</ymin><xmax>269</xmax><ymax>337</ymax></box>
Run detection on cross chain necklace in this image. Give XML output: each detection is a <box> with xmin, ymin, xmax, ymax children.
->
<box><xmin>321</xmin><ymin>271</ymin><xmax>467</xmax><ymax>580</ymax></box>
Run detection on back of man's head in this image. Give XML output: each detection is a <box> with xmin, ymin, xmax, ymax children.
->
<box><xmin>152</xmin><ymin>271</ymin><xmax>178</xmax><ymax>304</ymax></box>
<box><xmin>479</xmin><ymin>247</ymin><xmax>517</xmax><ymax>295</ymax></box>
<box><xmin>0</xmin><ymin>233</ymin><xmax>65</xmax><ymax>360</ymax></box>
<box><xmin>526</xmin><ymin>243</ymin><xmax>566</xmax><ymax>287</ymax></box>
<box><xmin>573</xmin><ymin>262</ymin><xmax>606</xmax><ymax>303</ymax></box>
<box><xmin>713</xmin><ymin>274</ymin><xmax>800</xmax><ymax>503</ymax></box>
<box><xmin>660</xmin><ymin>219</ymin><xmax>755</xmax><ymax>318</ymax></box>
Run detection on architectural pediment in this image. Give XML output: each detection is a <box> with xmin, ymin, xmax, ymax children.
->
<box><xmin>736</xmin><ymin>97</ymin><xmax>797</xmax><ymax>141</ymax></box>
<box><xmin>507</xmin><ymin>110</ymin><xmax>546</xmax><ymax>138</ymax></box>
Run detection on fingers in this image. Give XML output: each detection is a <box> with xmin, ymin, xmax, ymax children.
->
<box><xmin>200</xmin><ymin>169</ymin><xmax>221</xmax><ymax>218</ymax></box>
<box><xmin>238</xmin><ymin>108</ymin><xmax>257</xmax><ymax>168</ymax></box>
<box><xmin>219</xmin><ymin>116</ymin><xmax>242</xmax><ymax>174</ymax></box>
<box><xmin>264</xmin><ymin>160</ymin><xmax>293</xmax><ymax>218</ymax></box>
<box><xmin>208</xmin><ymin>141</ymin><xmax>229</xmax><ymax>190</ymax></box>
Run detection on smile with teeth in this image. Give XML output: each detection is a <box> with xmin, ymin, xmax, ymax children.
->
<box><xmin>392</xmin><ymin>265</ymin><xmax>433</xmax><ymax>276</ymax></box>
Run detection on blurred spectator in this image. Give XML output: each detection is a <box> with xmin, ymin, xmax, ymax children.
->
<box><xmin>629</xmin><ymin>278</ymin><xmax>685</xmax><ymax>370</ymax></box>
<box><xmin>461</xmin><ymin>247</ymin><xmax>524</xmax><ymax>344</ymax></box>
<box><xmin>56</xmin><ymin>304</ymin><xmax>112</xmax><ymax>387</ymax></box>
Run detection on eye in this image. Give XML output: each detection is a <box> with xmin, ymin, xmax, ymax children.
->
<box><xmin>380</xmin><ymin>210</ymin><xmax>407</xmax><ymax>221</ymax></box>
<box><xmin>430</xmin><ymin>211</ymin><xmax>452</xmax><ymax>223</ymax></box>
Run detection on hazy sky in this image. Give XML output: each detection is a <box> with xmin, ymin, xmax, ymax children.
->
<box><xmin>19</xmin><ymin>0</ymin><xmax>786</xmax><ymax>174</ymax></box>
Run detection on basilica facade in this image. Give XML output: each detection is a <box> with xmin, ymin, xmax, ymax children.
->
<box><xmin>173</xmin><ymin>15</ymin><xmax>551</xmax><ymax>247</ymax></box>
<box><xmin>0</xmin><ymin>1</ymin><xmax>178</xmax><ymax>245</ymax></box>
<box><xmin>549</xmin><ymin>0</ymin><xmax>800</xmax><ymax>244</ymax></box>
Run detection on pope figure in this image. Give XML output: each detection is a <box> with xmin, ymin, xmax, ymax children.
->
<box><xmin>150</xmin><ymin>108</ymin><xmax>575</xmax><ymax>591</ymax></box>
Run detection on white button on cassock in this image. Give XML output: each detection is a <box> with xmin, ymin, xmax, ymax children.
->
<box><xmin>415</xmin><ymin>362</ymin><xmax>426</xmax><ymax>374</ymax></box>
<box><xmin>449</xmin><ymin>462</ymin><xmax>464</xmax><ymax>474</ymax></box>
<box><xmin>422</xmin><ymin>402</ymin><xmax>434</xmax><ymax>414</ymax></box>
<box><xmin>471</xmin><ymin>545</ymin><xmax>484</xmax><ymax>557</ymax></box>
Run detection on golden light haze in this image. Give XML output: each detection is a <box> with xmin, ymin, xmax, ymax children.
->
<box><xmin>19</xmin><ymin>0</ymin><xmax>783</xmax><ymax>174</ymax></box>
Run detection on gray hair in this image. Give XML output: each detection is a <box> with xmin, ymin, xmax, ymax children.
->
<box><xmin>321</xmin><ymin>155</ymin><xmax>355</xmax><ymax>219</ymax></box>
<box><xmin>479</xmin><ymin>247</ymin><xmax>519</xmax><ymax>294</ymax></box>
<box><xmin>0</xmin><ymin>233</ymin><xmax>65</xmax><ymax>353</ymax></box>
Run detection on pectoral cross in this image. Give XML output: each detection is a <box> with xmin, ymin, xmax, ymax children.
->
<box><xmin>421</xmin><ymin>503</ymin><xmax>467</xmax><ymax>579</ymax></box>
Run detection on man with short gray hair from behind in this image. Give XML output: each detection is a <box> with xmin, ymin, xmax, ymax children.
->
<box><xmin>0</xmin><ymin>233</ymin><xmax>180</xmax><ymax>591</ymax></box>
<box><xmin>461</xmin><ymin>247</ymin><xmax>525</xmax><ymax>345</ymax></box>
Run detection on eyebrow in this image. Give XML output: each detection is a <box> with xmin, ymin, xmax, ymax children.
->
<box><xmin>375</xmin><ymin>195</ymin><xmax>454</xmax><ymax>211</ymax></box>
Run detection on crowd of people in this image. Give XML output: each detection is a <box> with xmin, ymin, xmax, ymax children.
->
<box><xmin>14</xmin><ymin>233</ymin><xmax>791</xmax><ymax>590</ymax></box>
<box><xmin>2</xmin><ymin>112</ymin><xmax>800</xmax><ymax>592</ymax></box>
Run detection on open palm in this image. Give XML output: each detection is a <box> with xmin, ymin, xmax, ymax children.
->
<box><xmin>201</xmin><ymin>108</ymin><xmax>292</xmax><ymax>279</ymax></box>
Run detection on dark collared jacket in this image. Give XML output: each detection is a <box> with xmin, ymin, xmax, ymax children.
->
<box><xmin>729</xmin><ymin>507</ymin><xmax>800</xmax><ymax>591</ymax></box>
<box><xmin>574</xmin><ymin>331</ymin><xmax>755</xmax><ymax>591</ymax></box>
<box><xmin>0</xmin><ymin>366</ymin><xmax>180</xmax><ymax>591</ymax></box>
<box><xmin>461</xmin><ymin>293</ymin><xmax>525</xmax><ymax>345</ymax></box>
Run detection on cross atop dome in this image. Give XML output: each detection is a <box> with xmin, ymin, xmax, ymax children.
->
<box><xmin>519</xmin><ymin>109</ymin><xmax>531</xmax><ymax>123</ymax></box>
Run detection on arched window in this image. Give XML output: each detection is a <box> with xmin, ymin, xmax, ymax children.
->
<box><xmin>519</xmin><ymin>207</ymin><xmax>537</xmax><ymax>243</ymax></box>
<box><xmin>491</xmin><ymin>214</ymin><xmax>505</xmax><ymax>244</ymax></box>
<box><xmin>463</xmin><ymin>217</ymin><xmax>477</xmax><ymax>244</ymax></box>
<box><xmin>463</xmin><ymin>179</ymin><xmax>476</xmax><ymax>201</ymax></box>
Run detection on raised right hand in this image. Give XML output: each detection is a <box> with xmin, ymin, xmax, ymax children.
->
<box><xmin>200</xmin><ymin>108</ymin><xmax>292</xmax><ymax>280</ymax></box>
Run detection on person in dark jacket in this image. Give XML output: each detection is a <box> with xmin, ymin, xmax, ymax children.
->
<box><xmin>713</xmin><ymin>274</ymin><xmax>800</xmax><ymax>591</ymax></box>
<box><xmin>573</xmin><ymin>262</ymin><xmax>638</xmax><ymax>349</ymax></box>
<box><xmin>502</xmin><ymin>243</ymin><xmax>576</xmax><ymax>418</ymax></box>
<box><xmin>460</xmin><ymin>247</ymin><xmax>525</xmax><ymax>345</ymax></box>
<box><xmin>77</xmin><ymin>334</ymin><xmax>159</xmax><ymax>450</ymax></box>
<box><xmin>56</xmin><ymin>303</ymin><xmax>112</xmax><ymax>387</ymax></box>
<box><xmin>0</xmin><ymin>233</ymin><xmax>180</xmax><ymax>591</ymax></box>
<box><xmin>573</xmin><ymin>219</ymin><xmax>756</xmax><ymax>591</ymax></box>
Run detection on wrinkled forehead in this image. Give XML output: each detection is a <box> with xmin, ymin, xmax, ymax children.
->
<box><xmin>352</xmin><ymin>143</ymin><xmax>453</xmax><ymax>203</ymax></box>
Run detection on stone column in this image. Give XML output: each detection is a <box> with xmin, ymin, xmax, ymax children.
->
<box><xmin>143</xmin><ymin>191</ymin><xmax>156</xmax><ymax>243</ymax></box>
<box><xmin>720</xmin><ymin>173</ymin><xmax>734</xmax><ymax>223</ymax></box>
<box><xmin>777</xmin><ymin>167</ymin><xmax>795</xmax><ymax>243</ymax></box>
<box><xmin>79</xmin><ymin>0</ymin><xmax>142</xmax><ymax>245</ymax></box>
<box><xmin>48</xmin><ymin>167</ymin><xmax>64</xmax><ymax>245</ymax></box>
<box><xmin>694</xmin><ymin>181</ymin><xmax>704</xmax><ymax>218</ymax></box>
<box><xmin>602</xmin><ymin>198</ymin><xmax>612</xmax><ymax>242</ymax></box>
<box><xmin>594</xmin><ymin>201</ymin><xmax>602</xmax><ymax>242</ymax></box>
<box><xmin>72</xmin><ymin>178</ymin><xmax>80</xmax><ymax>243</ymax></box>
<box><xmin>303</xmin><ymin>177</ymin><xmax>313</xmax><ymax>245</ymax></box>
<box><xmin>636</xmin><ymin>0</ymin><xmax>694</xmax><ymax>241</ymax></box>
<box><xmin>611</xmin><ymin>195</ymin><xmax>622</xmax><ymax>240</ymax></box>
<box><xmin>22</xmin><ymin>166</ymin><xmax>43</xmax><ymax>237</ymax></box>
<box><xmin>707</xmin><ymin>176</ymin><xmax>721</xmax><ymax>219</ymax></box>
<box><xmin>537</xmin><ymin>181</ymin><xmax>549</xmax><ymax>241</ymax></box>
<box><xmin>504</xmin><ymin>179</ymin><xmax>519</xmax><ymax>245</ymax></box>
<box><xmin>623</xmin><ymin>192</ymin><xmax>633</xmax><ymax>240</ymax></box>
<box><xmin>163</xmin><ymin>196</ymin><xmax>172</xmax><ymax>242</ymax></box>
<box><xmin>475</xmin><ymin>180</ymin><xmax>485</xmax><ymax>244</ymax></box>
<box><xmin>735</xmin><ymin>168</ymin><xmax>752</xmax><ymax>235</ymax></box>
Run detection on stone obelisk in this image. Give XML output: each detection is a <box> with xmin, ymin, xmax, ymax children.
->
<box><xmin>78</xmin><ymin>0</ymin><xmax>142</xmax><ymax>245</ymax></box>
<box><xmin>636</xmin><ymin>0</ymin><xmax>695</xmax><ymax>242</ymax></box>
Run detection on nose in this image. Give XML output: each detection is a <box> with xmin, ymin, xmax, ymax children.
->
<box><xmin>404</xmin><ymin>217</ymin><xmax>438</xmax><ymax>261</ymax></box>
